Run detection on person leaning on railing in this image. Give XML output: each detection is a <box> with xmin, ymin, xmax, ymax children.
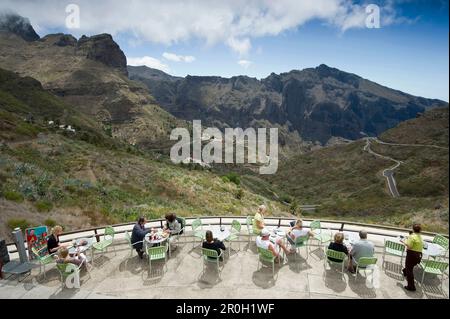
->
<box><xmin>401</xmin><ymin>224</ymin><xmax>424</xmax><ymax>292</ymax></box>
<box><xmin>131</xmin><ymin>217</ymin><xmax>151</xmax><ymax>259</ymax></box>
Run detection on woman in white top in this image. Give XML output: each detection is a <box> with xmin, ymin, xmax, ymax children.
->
<box><xmin>287</xmin><ymin>219</ymin><xmax>314</xmax><ymax>245</ymax></box>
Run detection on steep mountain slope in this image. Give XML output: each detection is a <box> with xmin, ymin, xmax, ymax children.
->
<box><xmin>0</xmin><ymin>14</ymin><xmax>184</xmax><ymax>149</ymax></box>
<box><xmin>129</xmin><ymin>65</ymin><xmax>448</xmax><ymax>146</ymax></box>
<box><xmin>0</xmin><ymin>68</ymin><xmax>287</xmax><ymax>241</ymax></box>
<box><xmin>264</xmin><ymin>107</ymin><xmax>448</xmax><ymax>232</ymax></box>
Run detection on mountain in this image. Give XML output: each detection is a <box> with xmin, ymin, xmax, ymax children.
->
<box><xmin>262</xmin><ymin>107</ymin><xmax>448</xmax><ymax>232</ymax></box>
<box><xmin>0</xmin><ymin>67</ymin><xmax>288</xmax><ymax>241</ymax></box>
<box><xmin>0</xmin><ymin>13</ymin><xmax>39</xmax><ymax>41</ymax></box>
<box><xmin>0</xmin><ymin>14</ymin><xmax>184</xmax><ymax>149</ymax></box>
<box><xmin>129</xmin><ymin>64</ymin><xmax>448</xmax><ymax>146</ymax></box>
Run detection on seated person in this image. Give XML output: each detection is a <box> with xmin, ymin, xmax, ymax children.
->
<box><xmin>202</xmin><ymin>230</ymin><xmax>226</xmax><ymax>260</ymax></box>
<box><xmin>131</xmin><ymin>216</ymin><xmax>151</xmax><ymax>259</ymax></box>
<box><xmin>164</xmin><ymin>213</ymin><xmax>182</xmax><ymax>235</ymax></box>
<box><xmin>347</xmin><ymin>230</ymin><xmax>374</xmax><ymax>273</ymax></box>
<box><xmin>56</xmin><ymin>246</ymin><xmax>88</xmax><ymax>269</ymax></box>
<box><xmin>287</xmin><ymin>219</ymin><xmax>314</xmax><ymax>246</ymax></box>
<box><xmin>256</xmin><ymin>228</ymin><xmax>291</xmax><ymax>262</ymax></box>
<box><xmin>252</xmin><ymin>205</ymin><xmax>266</xmax><ymax>235</ymax></box>
<box><xmin>47</xmin><ymin>225</ymin><xmax>70</xmax><ymax>255</ymax></box>
<box><xmin>327</xmin><ymin>232</ymin><xmax>348</xmax><ymax>262</ymax></box>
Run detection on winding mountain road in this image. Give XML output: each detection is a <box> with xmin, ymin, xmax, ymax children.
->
<box><xmin>363</xmin><ymin>138</ymin><xmax>403</xmax><ymax>198</ymax></box>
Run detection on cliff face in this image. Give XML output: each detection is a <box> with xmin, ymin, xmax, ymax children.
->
<box><xmin>0</xmin><ymin>13</ymin><xmax>40</xmax><ymax>41</ymax></box>
<box><xmin>129</xmin><ymin>64</ymin><xmax>448</xmax><ymax>145</ymax></box>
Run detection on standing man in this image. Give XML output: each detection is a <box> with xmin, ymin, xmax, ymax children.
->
<box><xmin>131</xmin><ymin>216</ymin><xmax>151</xmax><ymax>259</ymax></box>
<box><xmin>401</xmin><ymin>224</ymin><xmax>423</xmax><ymax>292</ymax></box>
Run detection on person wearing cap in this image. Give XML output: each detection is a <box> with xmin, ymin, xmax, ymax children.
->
<box><xmin>401</xmin><ymin>224</ymin><xmax>423</xmax><ymax>292</ymax></box>
<box><xmin>347</xmin><ymin>230</ymin><xmax>374</xmax><ymax>273</ymax></box>
<box><xmin>256</xmin><ymin>228</ymin><xmax>290</xmax><ymax>262</ymax></box>
<box><xmin>253</xmin><ymin>205</ymin><xmax>267</xmax><ymax>235</ymax></box>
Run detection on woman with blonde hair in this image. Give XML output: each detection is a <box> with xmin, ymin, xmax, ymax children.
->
<box><xmin>252</xmin><ymin>204</ymin><xmax>267</xmax><ymax>235</ymax></box>
<box><xmin>327</xmin><ymin>232</ymin><xmax>349</xmax><ymax>262</ymax></box>
<box><xmin>47</xmin><ymin>225</ymin><xmax>69</xmax><ymax>255</ymax></box>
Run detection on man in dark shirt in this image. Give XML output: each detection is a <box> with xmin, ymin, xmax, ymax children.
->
<box><xmin>131</xmin><ymin>217</ymin><xmax>151</xmax><ymax>259</ymax></box>
<box><xmin>202</xmin><ymin>230</ymin><xmax>226</xmax><ymax>260</ymax></box>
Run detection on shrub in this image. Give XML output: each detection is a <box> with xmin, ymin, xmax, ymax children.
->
<box><xmin>222</xmin><ymin>172</ymin><xmax>240</xmax><ymax>186</ymax></box>
<box><xmin>35</xmin><ymin>200</ymin><xmax>53</xmax><ymax>212</ymax></box>
<box><xmin>4</xmin><ymin>190</ymin><xmax>24</xmax><ymax>202</ymax></box>
<box><xmin>44</xmin><ymin>218</ymin><xmax>56</xmax><ymax>227</ymax></box>
<box><xmin>7</xmin><ymin>218</ymin><xmax>30</xmax><ymax>230</ymax></box>
<box><xmin>235</xmin><ymin>188</ymin><xmax>244</xmax><ymax>200</ymax></box>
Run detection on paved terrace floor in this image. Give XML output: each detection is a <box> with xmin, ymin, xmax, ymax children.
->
<box><xmin>0</xmin><ymin>230</ymin><xmax>448</xmax><ymax>299</ymax></box>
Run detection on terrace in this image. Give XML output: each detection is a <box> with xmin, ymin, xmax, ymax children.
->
<box><xmin>0</xmin><ymin>217</ymin><xmax>448</xmax><ymax>299</ymax></box>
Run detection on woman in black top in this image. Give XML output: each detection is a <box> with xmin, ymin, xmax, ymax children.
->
<box><xmin>327</xmin><ymin>232</ymin><xmax>348</xmax><ymax>262</ymax></box>
<box><xmin>202</xmin><ymin>230</ymin><xmax>226</xmax><ymax>258</ymax></box>
<box><xmin>47</xmin><ymin>225</ymin><xmax>65</xmax><ymax>255</ymax></box>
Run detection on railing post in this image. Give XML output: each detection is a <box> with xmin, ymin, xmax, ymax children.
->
<box><xmin>340</xmin><ymin>223</ymin><xmax>345</xmax><ymax>232</ymax></box>
<box><xmin>278</xmin><ymin>218</ymin><xmax>281</xmax><ymax>227</ymax></box>
<box><xmin>94</xmin><ymin>229</ymin><xmax>100</xmax><ymax>242</ymax></box>
<box><xmin>220</xmin><ymin>217</ymin><xmax>222</xmax><ymax>227</ymax></box>
<box><xmin>160</xmin><ymin>220</ymin><xmax>163</xmax><ymax>228</ymax></box>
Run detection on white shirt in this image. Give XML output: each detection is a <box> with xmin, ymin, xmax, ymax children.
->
<box><xmin>256</xmin><ymin>236</ymin><xmax>278</xmax><ymax>252</ymax></box>
<box><xmin>291</xmin><ymin>228</ymin><xmax>309</xmax><ymax>239</ymax></box>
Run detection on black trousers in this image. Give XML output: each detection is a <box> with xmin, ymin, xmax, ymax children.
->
<box><xmin>403</xmin><ymin>250</ymin><xmax>422</xmax><ymax>289</ymax></box>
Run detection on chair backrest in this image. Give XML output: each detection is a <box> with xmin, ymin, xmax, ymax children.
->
<box><xmin>104</xmin><ymin>226</ymin><xmax>115</xmax><ymax>242</ymax></box>
<box><xmin>231</xmin><ymin>220</ymin><xmax>241</xmax><ymax>233</ymax></box>
<box><xmin>432</xmin><ymin>235</ymin><xmax>449</xmax><ymax>250</ymax></box>
<box><xmin>146</xmin><ymin>244</ymin><xmax>167</xmax><ymax>259</ymax></box>
<box><xmin>246</xmin><ymin>216</ymin><xmax>253</xmax><ymax>230</ymax></box>
<box><xmin>357</xmin><ymin>257</ymin><xmax>377</xmax><ymax>267</ymax></box>
<box><xmin>124</xmin><ymin>231</ymin><xmax>131</xmax><ymax>245</ymax></box>
<box><xmin>56</xmin><ymin>262</ymin><xmax>77</xmax><ymax>276</ymax></box>
<box><xmin>257</xmin><ymin>247</ymin><xmax>275</xmax><ymax>261</ymax></box>
<box><xmin>202</xmin><ymin>248</ymin><xmax>219</xmax><ymax>259</ymax></box>
<box><xmin>295</xmin><ymin>235</ymin><xmax>309</xmax><ymax>245</ymax></box>
<box><xmin>326</xmin><ymin>249</ymin><xmax>347</xmax><ymax>262</ymax></box>
<box><xmin>191</xmin><ymin>218</ymin><xmax>202</xmax><ymax>231</ymax></box>
<box><xmin>422</xmin><ymin>260</ymin><xmax>449</xmax><ymax>272</ymax></box>
<box><xmin>177</xmin><ymin>217</ymin><xmax>186</xmax><ymax>229</ymax></box>
<box><xmin>310</xmin><ymin>220</ymin><xmax>321</xmax><ymax>232</ymax></box>
<box><xmin>31</xmin><ymin>247</ymin><xmax>43</xmax><ymax>260</ymax></box>
<box><xmin>385</xmin><ymin>240</ymin><xmax>405</xmax><ymax>252</ymax></box>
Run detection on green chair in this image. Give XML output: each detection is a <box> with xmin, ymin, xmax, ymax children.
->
<box><xmin>432</xmin><ymin>235</ymin><xmax>449</xmax><ymax>258</ymax></box>
<box><xmin>146</xmin><ymin>242</ymin><xmax>168</xmax><ymax>273</ymax></box>
<box><xmin>309</xmin><ymin>220</ymin><xmax>331</xmax><ymax>251</ymax></box>
<box><xmin>124</xmin><ymin>230</ymin><xmax>143</xmax><ymax>257</ymax></box>
<box><xmin>225</xmin><ymin>220</ymin><xmax>241</xmax><ymax>256</ymax></box>
<box><xmin>287</xmin><ymin>234</ymin><xmax>310</xmax><ymax>261</ymax></box>
<box><xmin>257</xmin><ymin>247</ymin><xmax>276</xmax><ymax>277</ymax></box>
<box><xmin>324</xmin><ymin>248</ymin><xmax>347</xmax><ymax>273</ymax></box>
<box><xmin>91</xmin><ymin>226</ymin><xmax>115</xmax><ymax>264</ymax></box>
<box><xmin>382</xmin><ymin>239</ymin><xmax>405</xmax><ymax>267</ymax></box>
<box><xmin>419</xmin><ymin>260</ymin><xmax>448</xmax><ymax>289</ymax></box>
<box><xmin>201</xmin><ymin>248</ymin><xmax>223</xmax><ymax>275</ymax></box>
<box><xmin>246</xmin><ymin>216</ymin><xmax>254</xmax><ymax>244</ymax></box>
<box><xmin>31</xmin><ymin>246</ymin><xmax>56</xmax><ymax>279</ymax></box>
<box><xmin>56</xmin><ymin>262</ymin><xmax>88</xmax><ymax>289</ymax></box>
<box><xmin>354</xmin><ymin>257</ymin><xmax>378</xmax><ymax>279</ymax></box>
<box><xmin>174</xmin><ymin>217</ymin><xmax>186</xmax><ymax>243</ymax></box>
<box><xmin>191</xmin><ymin>218</ymin><xmax>204</xmax><ymax>248</ymax></box>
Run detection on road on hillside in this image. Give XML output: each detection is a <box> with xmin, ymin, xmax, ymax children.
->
<box><xmin>363</xmin><ymin>137</ymin><xmax>403</xmax><ymax>198</ymax></box>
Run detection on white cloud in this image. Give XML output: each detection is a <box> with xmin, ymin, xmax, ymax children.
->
<box><xmin>127</xmin><ymin>56</ymin><xmax>170</xmax><ymax>73</ymax></box>
<box><xmin>238</xmin><ymin>60</ymin><xmax>252</xmax><ymax>69</ymax></box>
<box><xmin>162</xmin><ymin>52</ymin><xmax>195</xmax><ymax>63</ymax></box>
<box><xmin>0</xmin><ymin>0</ymin><xmax>407</xmax><ymax>55</ymax></box>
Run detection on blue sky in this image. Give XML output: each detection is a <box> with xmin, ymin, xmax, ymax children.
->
<box><xmin>1</xmin><ymin>0</ymin><xmax>449</xmax><ymax>101</ymax></box>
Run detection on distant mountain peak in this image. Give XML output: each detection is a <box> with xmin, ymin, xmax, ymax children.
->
<box><xmin>0</xmin><ymin>12</ymin><xmax>40</xmax><ymax>41</ymax></box>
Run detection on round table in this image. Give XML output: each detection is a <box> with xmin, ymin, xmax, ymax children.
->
<box><xmin>204</xmin><ymin>225</ymin><xmax>231</xmax><ymax>242</ymax></box>
<box><xmin>269</xmin><ymin>228</ymin><xmax>286</xmax><ymax>244</ymax></box>
<box><xmin>68</xmin><ymin>238</ymin><xmax>93</xmax><ymax>255</ymax></box>
<box><xmin>422</xmin><ymin>242</ymin><xmax>445</xmax><ymax>257</ymax></box>
<box><xmin>343</xmin><ymin>231</ymin><xmax>360</xmax><ymax>248</ymax></box>
<box><xmin>145</xmin><ymin>230</ymin><xmax>169</xmax><ymax>246</ymax></box>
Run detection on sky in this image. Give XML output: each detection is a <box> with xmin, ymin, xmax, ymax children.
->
<box><xmin>1</xmin><ymin>0</ymin><xmax>448</xmax><ymax>101</ymax></box>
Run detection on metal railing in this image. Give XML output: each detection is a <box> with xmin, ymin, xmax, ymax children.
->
<box><xmin>4</xmin><ymin>216</ymin><xmax>448</xmax><ymax>255</ymax></box>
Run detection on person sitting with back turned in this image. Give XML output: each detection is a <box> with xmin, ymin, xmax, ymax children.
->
<box><xmin>202</xmin><ymin>230</ymin><xmax>226</xmax><ymax>260</ymax></box>
<box><xmin>287</xmin><ymin>219</ymin><xmax>314</xmax><ymax>245</ymax></box>
<box><xmin>131</xmin><ymin>216</ymin><xmax>151</xmax><ymax>259</ymax></box>
<box><xmin>327</xmin><ymin>232</ymin><xmax>349</xmax><ymax>262</ymax></box>
<box><xmin>347</xmin><ymin>230</ymin><xmax>374</xmax><ymax>273</ymax></box>
<box><xmin>253</xmin><ymin>205</ymin><xmax>267</xmax><ymax>235</ymax></box>
<box><xmin>401</xmin><ymin>223</ymin><xmax>423</xmax><ymax>292</ymax></box>
<box><xmin>256</xmin><ymin>228</ymin><xmax>290</xmax><ymax>263</ymax></box>
<box><xmin>56</xmin><ymin>246</ymin><xmax>89</xmax><ymax>270</ymax></box>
